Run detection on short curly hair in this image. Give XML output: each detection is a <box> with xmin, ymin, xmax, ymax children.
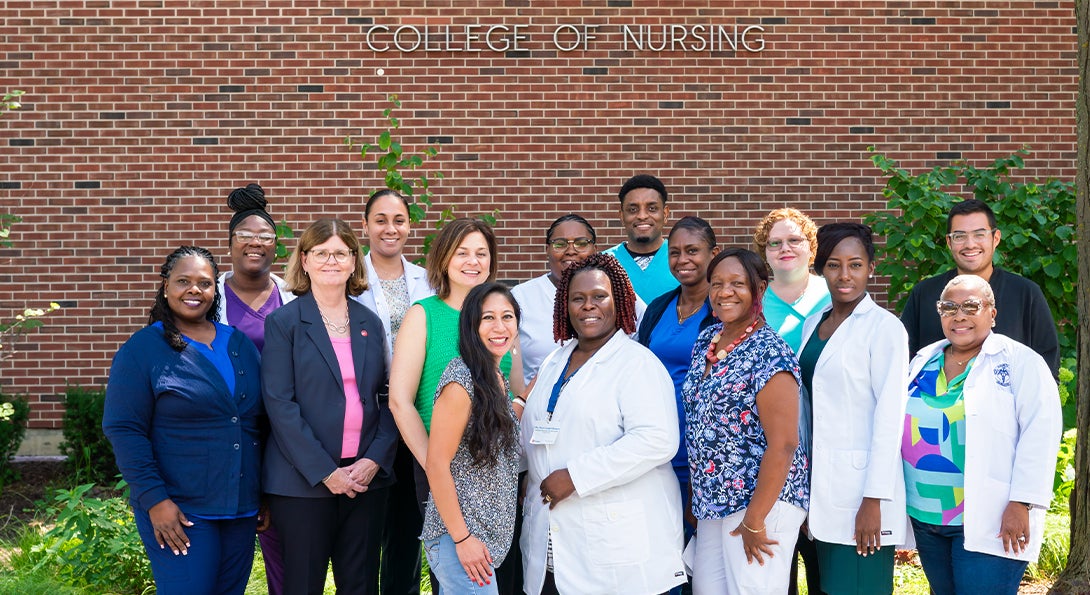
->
<box><xmin>552</xmin><ymin>253</ymin><xmax>638</xmax><ymax>342</ymax></box>
<box><xmin>752</xmin><ymin>207</ymin><xmax>819</xmax><ymax>267</ymax></box>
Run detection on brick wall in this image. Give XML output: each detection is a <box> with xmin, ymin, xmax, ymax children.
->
<box><xmin>0</xmin><ymin>0</ymin><xmax>1077</xmax><ymax>428</ymax></box>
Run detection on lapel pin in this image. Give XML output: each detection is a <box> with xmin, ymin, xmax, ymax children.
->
<box><xmin>361</xmin><ymin>330</ymin><xmax>368</xmax><ymax>336</ymax></box>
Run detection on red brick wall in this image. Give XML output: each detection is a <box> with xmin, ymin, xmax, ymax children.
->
<box><xmin>0</xmin><ymin>0</ymin><xmax>1076</xmax><ymax>427</ymax></box>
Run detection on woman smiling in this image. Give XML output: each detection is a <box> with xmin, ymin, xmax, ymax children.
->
<box><xmin>261</xmin><ymin>218</ymin><xmax>397</xmax><ymax>594</ymax></box>
<box><xmin>104</xmin><ymin>247</ymin><xmax>264</xmax><ymax>595</ymax></box>
<box><xmin>520</xmin><ymin>253</ymin><xmax>684</xmax><ymax>595</ymax></box>
<box><xmin>901</xmin><ymin>275</ymin><xmax>1061</xmax><ymax>595</ymax></box>
<box><xmin>682</xmin><ymin>248</ymin><xmax>809</xmax><ymax>595</ymax></box>
<box><xmin>798</xmin><ymin>223</ymin><xmax>909</xmax><ymax>595</ymax></box>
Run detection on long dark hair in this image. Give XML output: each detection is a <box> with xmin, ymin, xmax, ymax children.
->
<box><xmin>457</xmin><ymin>281</ymin><xmax>521</xmax><ymax>467</ymax></box>
<box><xmin>148</xmin><ymin>246</ymin><xmax>220</xmax><ymax>352</ymax></box>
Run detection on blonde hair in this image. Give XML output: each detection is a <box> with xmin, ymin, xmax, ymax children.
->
<box><xmin>284</xmin><ymin>218</ymin><xmax>368</xmax><ymax>297</ymax></box>
<box><xmin>752</xmin><ymin>207</ymin><xmax>819</xmax><ymax>266</ymax></box>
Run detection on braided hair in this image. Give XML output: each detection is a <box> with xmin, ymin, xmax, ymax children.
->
<box><xmin>227</xmin><ymin>183</ymin><xmax>275</xmax><ymax>237</ymax></box>
<box><xmin>457</xmin><ymin>282</ymin><xmax>521</xmax><ymax>467</ymax></box>
<box><xmin>552</xmin><ymin>252</ymin><xmax>638</xmax><ymax>342</ymax></box>
<box><xmin>148</xmin><ymin>246</ymin><xmax>220</xmax><ymax>352</ymax></box>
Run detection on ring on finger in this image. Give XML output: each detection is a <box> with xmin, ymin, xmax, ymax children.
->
<box><xmin>544</xmin><ymin>494</ymin><xmax>552</xmax><ymax>502</ymax></box>
<box><xmin>1018</xmin><ymin>535</ymin><xmax>1027</xmax><ymax>542</ymax></box>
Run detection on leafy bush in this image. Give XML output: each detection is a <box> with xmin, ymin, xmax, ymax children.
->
<box><xmin>0</xmin><ymin>393</ymin><xmax>30</xmax><ymax>487</ymax></box>
<box><xmin>57</xmin><ymin>385</ymin><xmax>117</xmax><ymax>485</ymax></box>
<box><xmin>1026</xmin><ymin>511</ymin><xmax>1071</xmax><ymax>581</ymax></box>
<box><xmin>25</xmin><ymin>482</ymin><xmax>152</xmax><ymax>594</ymax></box>
<box><xmin>1052</xmin><ymin>427</ymin><xmax>1077</xmax><ymax>509</ymax></box>
<box><xmin>863</xmin><ymin>147</ymin><xmax>1076</xmax><ymax>357</ymax></box>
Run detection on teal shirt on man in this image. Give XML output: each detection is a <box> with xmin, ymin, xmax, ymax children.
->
<box><xmin>604</xmin><ymin>239</ymin><xmax>679</xmax><ymax>304</ymax></box>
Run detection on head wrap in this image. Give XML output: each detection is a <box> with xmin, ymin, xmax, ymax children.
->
<box><xmin>227</xmin><ymin>183</ymin><xmax>275</xmax><ymax>233</ymax></box>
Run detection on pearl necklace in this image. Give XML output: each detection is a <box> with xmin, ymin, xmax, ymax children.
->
<box><xmin>706</xmin><ymin>318</ymin><xmax>760</xmax><ymax>364</ymax></box>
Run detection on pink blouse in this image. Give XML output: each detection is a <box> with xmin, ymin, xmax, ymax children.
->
<box><xmin>330</xmin><ymin>337</ymin><xmax>364</xmax><ymax>458</ymax></box>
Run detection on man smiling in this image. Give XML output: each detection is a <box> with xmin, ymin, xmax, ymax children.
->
<box><xmin>899</xmin><ymin>199</ymin><xmax>1059</xmax><ymax>378</ymax></box>
<box><xmin>604</xmin><ymin>174</ymin><xmax>680</xmax><ymax>303</ymax></box>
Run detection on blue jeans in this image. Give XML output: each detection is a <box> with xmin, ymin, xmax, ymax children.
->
<box><xmin>133</xmin><ymin>508</ymin><xmax>256</xmax><ymax>595</ymax></box>
<box><xmin>910</xmin><ymin>518</ymin><xmax>1028</xmax><ymax>595</ymax></box>
<box><xmin>424</xmin><ymin>533</ymin><xmax>498</xmax><ymax>595</ymax></box>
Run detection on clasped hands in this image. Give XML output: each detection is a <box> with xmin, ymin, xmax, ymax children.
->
<box><xmin>322</xmin><ymin>457</ymin><xmax>380</xmax><ymax>498</ymax></box>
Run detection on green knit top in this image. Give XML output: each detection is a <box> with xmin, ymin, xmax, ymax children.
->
<box><xmin>415</xmin><ymin>295</ymin><xmax>513</xmax><ymax>432</ymax></box>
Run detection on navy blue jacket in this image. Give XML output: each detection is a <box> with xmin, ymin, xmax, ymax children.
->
<box><xmin>103</xmin><ymin>323</ymin><xmax>264</xmax><ymax>515</ymax></box>
<box><xmin>636</xmin><ymin>286</ymin><xmax>717</xmax><ymax>347</ymax></box>
<box><xmin>260</xmin><ymin>293</ymin><xmax>397</xmax><ymax>497</ymax></box>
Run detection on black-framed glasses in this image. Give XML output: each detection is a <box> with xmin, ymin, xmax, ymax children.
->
<box><xmin>946</xmin><ymin>228</ymin><xmax>994</xmax><ymax>245</ymax></box>
<box><xmin>233</xmin><ymin>231</ymin><xmax>277</xmax><ymax>245</ymax></box>
<box><xmin>936</xmin><ymin>298</ymin><xmax>990</xmax><ymax>317</ymax></box>
<box><xmin>548</xmin><ymin>238</ymin><xmax>594</xmax><ymax>252</ymax></box>
<box><xmin>307</xmin><ymin>249</ymin><xmax>355</xmax><ymax>264</ymax></box>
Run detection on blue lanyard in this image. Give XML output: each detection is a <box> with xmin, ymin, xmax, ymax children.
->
<box><xmin>547</xmin><ymin>352</ymin><xmax>577</xmax><ymax>418</ymax></box>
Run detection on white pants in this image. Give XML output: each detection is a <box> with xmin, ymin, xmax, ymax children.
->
<box><xmin>692</xmin><ymin>501</ymin><xmax>806</xmax><ymax>595</ymax></box>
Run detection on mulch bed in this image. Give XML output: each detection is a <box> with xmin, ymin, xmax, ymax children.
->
<box><xmin>0</xmin><ymin>459</ymin><xmax>69</xmax><ymax>540</ymax></box>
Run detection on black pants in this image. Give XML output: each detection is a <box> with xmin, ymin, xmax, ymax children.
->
<box><xmin>268</xmin><ymin>486</ymin><xmax>389</xmax><ymax>595</ymax></box>
<box><xmin>493</xmin><ymin>471</ymin><xmax>526</xmax><ymax>595</ymax></box>
<box><xmin>380</xmin><ymin>440</ymin><xmax>423</xmax><ymax>594</ymax></box>
<box><xmin>787</xmin><ymin>530</ymin><xmax>821</xmax><ymax>595</ymax></box>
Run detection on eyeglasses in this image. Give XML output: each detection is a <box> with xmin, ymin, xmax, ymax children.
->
<box><xmin>766</xmin><ymin>237</ymin><xmax>806</xmax><ymax>251</ymax></box>
<box><xmin>233</xmin><ymin>231</ymin><xmax>277</xmax><ymax>245</ymax></box>
<box><xmin>307</xmin><ymin>249</ymin><xmax>355</xmax><ymax>264</ymax></box>
<box><xmin>936</xmin><ymin>298</ymin><xmax>991</xmax><ymax>317</ymax></box>
<box><xmin>947</xmin><ymin>228</ymin><xmax>994</xmax><ymax>245</ymax></box>
<box><xmin>548</xmin><ymin>238</ymin><xmax>594</xmax><ymax>252</ymax></box>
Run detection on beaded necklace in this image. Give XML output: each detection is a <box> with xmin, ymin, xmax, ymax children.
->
<box><xmin>705</xmin><ymin>317</ymin><xmax>761</xmax><ymax>364</ymax></box>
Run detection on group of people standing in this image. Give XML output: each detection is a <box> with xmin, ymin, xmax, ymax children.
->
<box><xmin>102</xmin><ymin>175</ymin><xmax>1063</xmax><ymax>595</ymax></box>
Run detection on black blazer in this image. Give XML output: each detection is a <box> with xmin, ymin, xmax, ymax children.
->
<box><xmin>261</xmin><ymin>292</ymin><xmax>398</xmax><ymax>497</ymax></box>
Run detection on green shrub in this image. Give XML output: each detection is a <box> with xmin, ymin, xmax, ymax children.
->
<box><xmin>0</xmin><ymin>393</ymin><xmax>30</xmax><ymax>487</ymax></box>
<box><xmin>1053</xmin><ymin>427</ymin><xmax>1077</xmax><ymax>508</ymax></box>
<box><xmin>57</xmin><ymin>385</ymin><xmax>117</xmax><ymax>485</ymax></box>
<box><xmin>27</xmin><ymin>482</ymin><xmax>152</xmax><ymax>594</ymax></box>
<box><xmin>863</xmin><ymin>146</ymin><xmax>1076</xmax><ymax>356</ymax></box>
<box><xmin>1026</xmin><ymin>511</ymin><xmax>1070</xmax><ymax>581</ymax></box>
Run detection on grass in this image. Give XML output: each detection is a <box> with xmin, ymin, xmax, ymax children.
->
<box><xmin>243</xmin><ymin>546</ymin><xmax>434</xmax><ymax>594</ymax></box>
<box><xmin>0</xmin><ymin>505</ymin><xmax>1066</xmax><ymax>595</ymax></box>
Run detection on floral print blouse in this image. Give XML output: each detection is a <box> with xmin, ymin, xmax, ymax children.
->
<box><xmin>682</xmin><ymin>323</ymin><xmax>810</xmax><ymax>520</ymax></box>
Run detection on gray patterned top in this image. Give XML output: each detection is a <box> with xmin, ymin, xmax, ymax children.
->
<box><xmin>420</xmin><ymin>358</ymin><xmax>521</xmax><ymax>565</ymax></box>
<box><xmin>378</xmin><ymin>275</ymin><xmax>410</xmax><ymax>340</ymax></box>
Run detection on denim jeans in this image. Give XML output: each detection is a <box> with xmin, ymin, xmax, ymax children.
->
<box><xmin>910</xmin><ymin>518</ymin><xmax>1028</xmax><ymax>595</ymax></box>
<box><xmin>424</xmin><ymin>533</ymin><xmax>499</xmax><ymax>595</ymax></box>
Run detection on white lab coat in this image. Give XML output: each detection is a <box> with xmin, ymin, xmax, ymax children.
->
<box><xmin>799</xmin><ymin>294</ymin><xmax>909</xmax><ymax>546</ymax></box>
<box><xmin>215</xmin><ymin>271</ymin><xmax>295</xmax><ymax>323</ymax></box>
<box><xmin>511</xmin><ymin>273</ymin><xmax>561</xmax><ymax>386</ymax></box>
<box><xmin>352</xmin><ymin>252</ymin><xmax>433</xmax><ymax>364</ymax></box>
<box><xmin>907</xmin><ymin>332</ymin><xmax>1061</xmax><ymax>561</ymax></box>
<box><xmin>520</xmin><ymin>331</ymin><xmax>685</xmax><ymax>594</ymax></box>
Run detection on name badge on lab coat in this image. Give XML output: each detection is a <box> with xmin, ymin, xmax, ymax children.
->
<box><xmin>530</xmin><ymin>422</ymin><xmax>560</xmax><ymax>445</ymax></box>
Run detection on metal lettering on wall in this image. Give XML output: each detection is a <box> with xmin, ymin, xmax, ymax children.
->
<box><xmin>364</xmin><ymin>24</ymin><xmax>766</xmax><ymax>53</ymax></box>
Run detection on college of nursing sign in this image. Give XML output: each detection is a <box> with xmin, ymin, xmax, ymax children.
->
<box><xmin>364</xmin><ymin>24</ymin><xmax>767</xmax><ymax>53</ymax></box>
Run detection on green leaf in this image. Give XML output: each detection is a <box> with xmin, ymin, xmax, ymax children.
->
<box><xmin>378</xmin><ymin>130</ymin><xmax>392</xmax><ymax>151</ymax></box>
